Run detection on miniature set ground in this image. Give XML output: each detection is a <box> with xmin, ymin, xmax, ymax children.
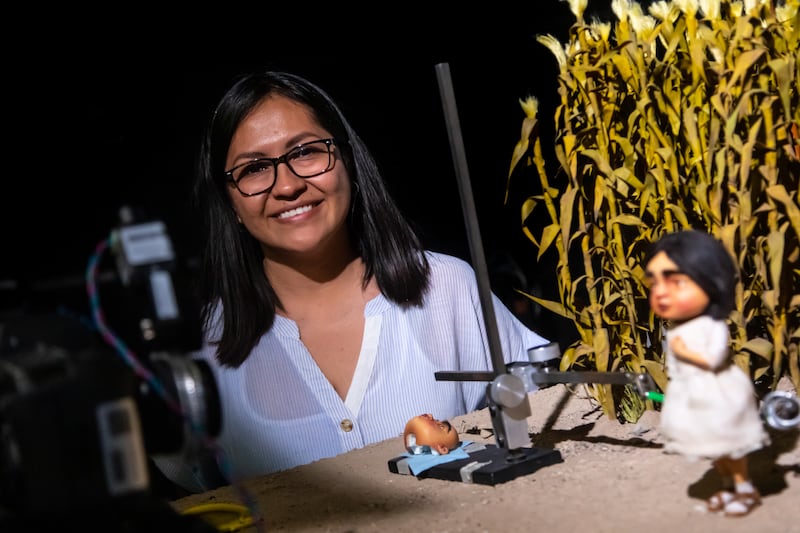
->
<box><xmin>172</xmin><ymin>377</ymin><xmax>799</xmax><ymax>532</ymax></box>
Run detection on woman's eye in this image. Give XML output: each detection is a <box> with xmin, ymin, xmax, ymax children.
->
<box><xmin>292</xmin><ymin>145</ymin><xmax>321</xmax><ymax>160</ymax></box>
<box><xmin>240</xmin><ymin>161</ymin><xmax>272</xmax><ymax>178</ymax></box>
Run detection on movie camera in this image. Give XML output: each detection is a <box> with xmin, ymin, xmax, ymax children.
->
<box><xmin>0</xmin><ymin>208</ymin><xmax>221</xmax><ymax>530</ymax></box>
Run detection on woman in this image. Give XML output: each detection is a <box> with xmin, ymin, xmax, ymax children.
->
<box><xmin>158</xmin><ymin>70</ymin><xmax>550</xmax><ymax>491</ymax></box>
<box><xmin>644</xmin><ymin>230</ymin><xmax>770</xmax><ymax>517</ymax></box>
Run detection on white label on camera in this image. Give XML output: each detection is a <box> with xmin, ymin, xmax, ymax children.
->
<box><xmin>96</xmin><ymin>397</ymin><xmax>149</xmax><ymax>495</ymax></box>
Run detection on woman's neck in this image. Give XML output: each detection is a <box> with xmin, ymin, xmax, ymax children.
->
<box><xmin>264</xmin><ymin>245</ymin><xmax>371</xmax><ymax>313</ymax></box>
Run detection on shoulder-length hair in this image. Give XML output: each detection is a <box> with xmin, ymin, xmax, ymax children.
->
<box><xmin>644</xmin><ymin>230</ymin><xmax>738</xmax><ymax>319</ymax></box>
<box><xmin>193</xmin><ymin>70</ymin><xmax>430</xmax><ymax>367</ymax></box>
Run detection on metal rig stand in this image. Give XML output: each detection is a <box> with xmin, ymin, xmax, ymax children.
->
<box><xmin>428</xmin><ymin>343</ymin><xmax>658</xmax><ymax>485</ymax></box>
<box><xmin>392</xmin><ymin>63</ymin><xmax>659</xmax><ymax>485</ymax></box>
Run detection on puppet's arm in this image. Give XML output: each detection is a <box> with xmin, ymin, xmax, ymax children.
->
<box><xmin>669</xmin><ymin>336</ymin><xmax>714</xmax><ymax>370</ymax></box>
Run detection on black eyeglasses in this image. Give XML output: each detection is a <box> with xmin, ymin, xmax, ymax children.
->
<box><xmin>225</xmin><ymin>138</ymin><xmax>336</xmax><ymax>197</ymax></box>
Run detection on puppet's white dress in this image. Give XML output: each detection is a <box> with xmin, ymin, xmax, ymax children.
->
<box><xmin>660</xmin><ymin>315</ymin><xmax>769</xmax><ymax>460</ymax></box>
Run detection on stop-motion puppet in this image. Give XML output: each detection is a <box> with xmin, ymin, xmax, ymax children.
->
<box><xmin>644</xmin><ymin>230</ymin><xmax>770</xmax><ymax>517</ymax></box>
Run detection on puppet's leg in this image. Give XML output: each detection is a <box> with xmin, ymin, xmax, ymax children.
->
<box><xmin>706</xmin><ymin>458</ymin><xmax>736</xmax><ymax>512</ymax></box>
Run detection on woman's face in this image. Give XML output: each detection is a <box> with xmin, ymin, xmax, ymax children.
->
<box><xmin>225</xmin><ymin>94</ymin><xmax>351</xmax><ymax>259</ymax></box>
<box><xmin>645</xmin><ymin>251</ymin><xmax>710</xmax><ymax>323</ymax></box>
<box><xmin>403</xmin><ymin>414</ymin><xmax>459</xmax><ymax>455</ymax></box>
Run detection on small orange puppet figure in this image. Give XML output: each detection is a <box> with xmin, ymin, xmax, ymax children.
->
<box><xmin>644</xmin><ymin>230</ymin><xmax>770</xmax><ymax>517</ymax></box>
<box><xmin>403</xmin><ymin>414</ymin><xmax>460</xmax><ymax>455</ymax></box>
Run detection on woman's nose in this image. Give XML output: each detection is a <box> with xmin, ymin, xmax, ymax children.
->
<box><xmin>270</xmin><ymin>164</ymin><xmax>307</xmax><ymax>197</ymax></box>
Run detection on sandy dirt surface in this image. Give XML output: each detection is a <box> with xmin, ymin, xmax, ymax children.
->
<box><xmin>172</xmin><ymin>377</ymin><xmax>799</xmax><ymax>532</ymax></box>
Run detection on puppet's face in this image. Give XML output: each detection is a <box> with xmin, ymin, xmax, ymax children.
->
<box><xmin>645</xmin><ymin>251</ymin><xmax>710</xmax><ymax>323</ymax></box>
<box><xmin>403</xmin><ymin>414</ymin><xmax>459</xmax><ymax>455</ymax></box>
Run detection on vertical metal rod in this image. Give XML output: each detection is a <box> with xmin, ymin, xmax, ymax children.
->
<box><xmin>435</xmin><ymin>62</ymin><xmax>506</xmax><ymax>377</ymax></box>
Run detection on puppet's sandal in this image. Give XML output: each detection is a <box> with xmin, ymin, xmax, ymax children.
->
<box><xmin>707</xmin><ymin>490</ymin><xmax>735</xmax><ymax>513</ymax></box>
<box><xmin>722</xmin><ymin>491</ymin><xmax>761</xmax><ymax>517</ymax></box>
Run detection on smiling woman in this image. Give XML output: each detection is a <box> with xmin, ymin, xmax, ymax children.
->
<box><xmin>151</xmin><ymin>69</ymin><xmax>553</xmax><ymax>493</ymax></box>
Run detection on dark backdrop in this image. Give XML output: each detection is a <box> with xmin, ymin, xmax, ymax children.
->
<box><xmin>2</xmin><ymin>3</ymin><xmax>615</xmax><ymax>343</ymax></box>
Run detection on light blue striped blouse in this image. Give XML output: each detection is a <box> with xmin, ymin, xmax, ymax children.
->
<box><xmin>161</xmin><ymin>251</ymin><xmax>549</xmax><ymax>488</ymax></box>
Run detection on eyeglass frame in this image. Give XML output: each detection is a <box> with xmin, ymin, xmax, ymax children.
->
<box><xmin>224</xmin><ymin>138</ymin><xmax>337</xmax><ymax>197</ymax></box>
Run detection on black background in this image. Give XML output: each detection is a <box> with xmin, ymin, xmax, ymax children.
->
<box><xmin>2</xmin><ymin>3</ymin><xmax>615</xmax><ymax>327</ymax></box>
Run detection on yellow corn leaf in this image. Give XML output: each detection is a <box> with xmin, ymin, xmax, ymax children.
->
<box><xmin>741</xmin><ymin>337</ymin><xmax>775</xmax><ymax>362</ymax></box>
<box><xmin>594</xmin><ymin>175</ymin><xmax>606</xmax><ymax>219</ymax></box>
<box><xmin>767</xmin><ymin>185</ymin><xmax>800</xmax><ymax>239</ymax></box>
<box><xmin>580</xmin><ymin>148</ymin><xmax>615</xmax><ymax>178</ymax></box>
<box><xmin>559</xmin><ymin>188</ymin><xmax>577</xmax><ymax>252</ymax></box>
<box><xmin>539</xmin><ymin>223</ymin><xmax>561</xmax><ymax>260</ymax></box>
<box><xmin>509</xmin><ymin>115</ymin><xmax>537</xmax><ymax>176</ymax></box>
<box><xmin>522</xmin><ymin>225</ymin><xmax>538</xmax><ymax>247</ymax></box>
<box><xmin>740</xmin><ymin>114</ymin><xmax>764</xmax><ymax>184</ymax></box>
<box><xmin>729</xmin><ymin>49</ymin><xmax>766</xmax><ymax>88</ymax></box>
<box><xmin>594</xmin><ymin>327</ymin><xmax>610</xmax><ymax>372</ymax></box>
<box><xmin>530</xmin><ymin>296</ymin><xmax>572</xmax><ymax>320</ymax></box>
<box><xmin>766</xmin><ymin>231</ymin><xmax>785</xmax><ymax>290</ymax></box>
<box><xmin>521</xmin><ymin>197</ymin><xmax>537</xmax><ymax>223</ymax></box>
<box><xmin>666</xmin><ymin>203</ymin><xmax>690</xmax><ymax>227</ymax></box>
<box><xmin>610</xmin><ymin>214</ymin><xmax>645</xmax><ymax>227</ymax></box>
<box><xmin>768</xmin><ymin>56</ymin><xmax>794</xmax><ymax>122</ymax></box>
<box><xmin>559</xmin><ymin>346</ymin><xmax>580</xmax><ymax>369</ymax></box>
<box><xmin>761</xmin><ymin>289</ymin><xmax>777</xmax><ymax>313</ymax></box>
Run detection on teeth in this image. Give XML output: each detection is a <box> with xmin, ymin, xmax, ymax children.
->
<box><xmin>277</xmin><ymin>205</ymin><xmax>313</xmax><ymax>219</ymax></box>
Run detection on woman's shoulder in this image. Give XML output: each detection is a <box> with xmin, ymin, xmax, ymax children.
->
<box><xmin>419</xmin><ymin>252</ymin><xmax>481</xmax><ymax>302</ymax></box>
<box><xmin>423</xmin><ymin>251</ymin><xmax>480</xmax><ymax>289</ymax></box>
<box><xmin>425</xmin><ymin>251</ymin><xmax>475</xmax><ymax>278</ymax></box>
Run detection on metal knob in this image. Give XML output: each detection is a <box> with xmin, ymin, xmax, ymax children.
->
<box><xmin>760</xmin><ymin>390</ymin><xmax>800</xmax><ymax>431</ymax></box>
<box><xmin>527</xmin><ymin>341</ymin><xmax>561</xmax><ymax>365</ymax></box>
<box><xmin>490</xmin><ymin>373</ymin><xmax>527</xmax><ymax>408</ymax></box>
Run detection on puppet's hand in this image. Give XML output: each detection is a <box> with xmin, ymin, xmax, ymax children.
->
<box><xmin>670</xmin><ymin>336</ymin><xmax>687</xmax><ymax>356</ymax></box>
<box><xmin>669</xmin><ymin>336</ymin><xmax>711</xmax><ymax>369</ymax></box>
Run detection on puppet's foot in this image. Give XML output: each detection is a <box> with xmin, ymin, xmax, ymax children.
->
<box><xmin>706</xmin><ymin>490</ymin><xmax>735</xmax><ymax>513</ymax></box>
<box><xmin>722</xmin><ymin>490</ymin><xmax>761</xmax><ymax>517</ymax></box>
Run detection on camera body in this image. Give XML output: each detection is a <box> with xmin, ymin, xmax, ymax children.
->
<box><xmin>0</xmin><ymin>210</ymin><xmax>220</xmax><ymax>529</ymax></box>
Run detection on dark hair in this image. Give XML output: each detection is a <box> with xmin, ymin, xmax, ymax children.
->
<box><xmin>644</xmin><ymin>230</ymin><xmax>738</xmax><ymax>319</ymax></box>
<box><xmin>192</xmin><ymin>71</ymin><xmax>430</xmax><ymax>367</ymax></box>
